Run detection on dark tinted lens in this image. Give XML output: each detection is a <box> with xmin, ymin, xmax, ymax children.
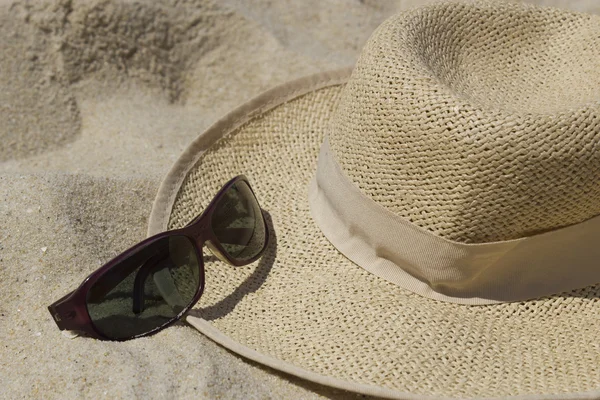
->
<box><xmin>211</xmin><ymin>180</ymin><xmax>266</xmax><ymax>262</ymax></box>
<box><xmin>86</xmin><ymin>235</ymin><xmax>200</xmax><ymax>340</ymax></box>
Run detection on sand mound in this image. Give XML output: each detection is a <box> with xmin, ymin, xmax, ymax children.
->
<box><xmin>0</xmin><ymin>3</ymin><xmax>80</xmax><ymax>161</ymax></box>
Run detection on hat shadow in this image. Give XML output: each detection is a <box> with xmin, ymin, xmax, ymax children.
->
<box><xmin>187</xmin><ymin>211</ymin><xmax>277</xmax><ymax>322</ymax></box>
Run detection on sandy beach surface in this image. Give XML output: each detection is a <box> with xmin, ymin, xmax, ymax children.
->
<box><xmin>1</xmin><ymin>0</ymin><xmax>598</xmax><ymax>398</ymax></box>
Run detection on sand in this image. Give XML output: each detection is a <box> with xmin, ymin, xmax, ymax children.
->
<box><xmin>0</xmin><ymin>0</ymin><xmax>598</xmax><ymax>398</ymax></box>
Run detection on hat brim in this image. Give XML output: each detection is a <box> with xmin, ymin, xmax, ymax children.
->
<box><xmin>148</xmin><ymin>69</ymin><xmax>600</xmax><ymax>400</ymax></box>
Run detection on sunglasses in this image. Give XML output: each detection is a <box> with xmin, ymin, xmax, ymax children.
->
<box><xmin>48</xmin><ymin>176</ymin><xmax>268</xmax><ymax>341</ymax></box>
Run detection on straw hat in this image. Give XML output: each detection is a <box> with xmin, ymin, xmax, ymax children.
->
<box><xmin>148</xmin><ymin>1</ymin><xmax>600</xmax><ymax>398</ymax></box>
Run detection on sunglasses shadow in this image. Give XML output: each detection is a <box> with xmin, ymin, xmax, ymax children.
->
<box><xmin>187</xmin><ymin>211</ymin><xmax>277</xmax><ymax>322</ymax></box>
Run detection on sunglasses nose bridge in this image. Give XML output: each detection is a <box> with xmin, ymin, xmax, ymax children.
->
<box><xmin>185</xmin><ymin>216</ymin><xmax>211</xmax><ymax>248</ymax></box>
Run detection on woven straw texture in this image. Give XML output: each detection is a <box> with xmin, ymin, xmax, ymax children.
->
<box><xmin>157</xmin><ymin>1</ymin><xmax>600</xmax><ymax>398</ymax></box>
<box><xmin>165</xmin><ymin>83</ymin><xmax>600</xmax><ymax>398</ymax></box>
<box><xmin>329</xmin><ymin>1</ymin><xmax>600</xmax><ymax>243</ymax></box>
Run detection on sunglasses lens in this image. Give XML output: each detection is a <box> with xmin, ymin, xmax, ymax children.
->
<box><xmin>86</xmin><ymin>235</ymin><xmax>201</xmax><ymax>340</ymax></box>
<box><xmin>211</xmin><ymin>180</ymin><xmax>267</xmax><ymax>262</ymax></box>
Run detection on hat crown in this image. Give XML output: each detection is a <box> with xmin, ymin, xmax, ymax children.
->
<box><xmin>328</xmin><ymin>1</ymin><xmax>600</xmax><ymax>244</ymax></box>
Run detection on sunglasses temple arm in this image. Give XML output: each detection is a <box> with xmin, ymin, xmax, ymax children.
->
<box><xmin>212</xmin><ymin>227</ymin><xmax>255</xmax><ymax>246</ymax></box>
<box><xmin>47</xmin><ymin>292</ymin><xmax>72</xmax><ymax>330</ymax></box>
<box><xmin>133</xmin><ymin>254</ymin><xmax>190</xmax><ymax>315</ymax></box>
<box><xmin>47</xmin><ymin>291</ymin><xmax>87</xmax><ymax>332</ymax></box>
<box><xmin>132</xmin><ymin>254</ymin><xmax>164</xmax><ymax>314</ymax></box>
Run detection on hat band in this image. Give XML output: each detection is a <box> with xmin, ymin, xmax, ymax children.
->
<box><xmin>309</xmin><ymin>137</ymin><xmax>600</xmax><ymax>304</ymax></box>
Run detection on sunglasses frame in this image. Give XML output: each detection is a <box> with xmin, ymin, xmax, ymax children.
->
<box><xmin>48</xmin><ymin>175</ymin><xmax>268</xmax><ymax>341</ymax></box>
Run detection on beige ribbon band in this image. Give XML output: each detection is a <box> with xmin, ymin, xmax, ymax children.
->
<box><xmin>309</xmin><ymin>137</ymin><xmax>600</xmax><ymax>304</ymax></box>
